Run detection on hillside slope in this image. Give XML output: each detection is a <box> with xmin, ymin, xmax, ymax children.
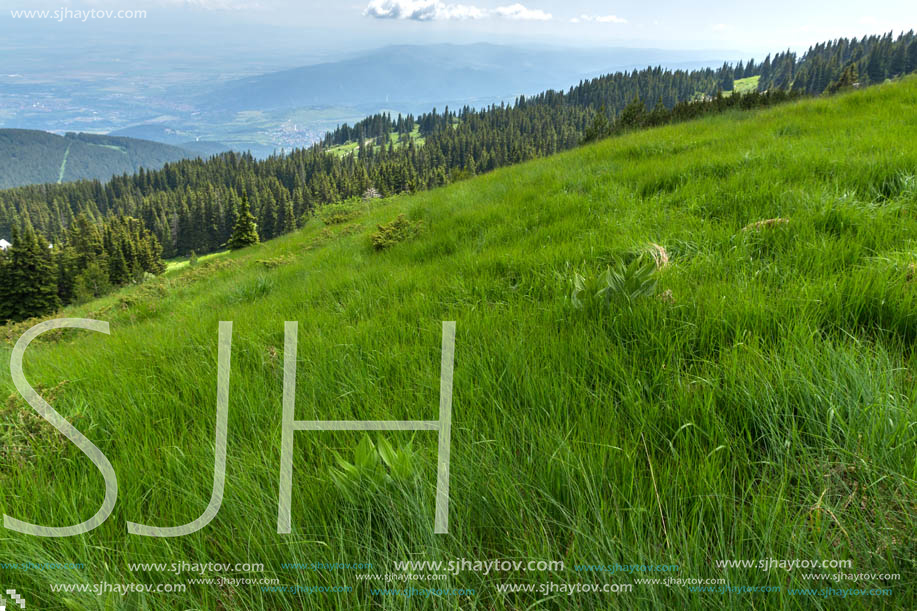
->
<box><xmin>0</xmin><ymin>130</ymin><xmax>197</xmax><ymax>189</ymax></box>
<box><xmin>1</xmin><ymin>79</ymin><xmax>916</xmax><ymax>609</ymax></box>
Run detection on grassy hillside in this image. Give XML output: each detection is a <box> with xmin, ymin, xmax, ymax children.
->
<box><xmin>327</xmin><ymin>126</ymin><xmax>426</xmax><ymax>158</ymax></box>
<box><xmin>726</xmin><ymin>75</ymin><xmax>761</xmax><ymax>96</ymax></box>
<box><xmin>2</xmin><ymin>79</ymin><xmax>916</xmax><ymax>610</ymax></box>
<box><xmin>0</xmin><ymin>130</ymin><xmax>197</xmax><ymax>189</ymax></box>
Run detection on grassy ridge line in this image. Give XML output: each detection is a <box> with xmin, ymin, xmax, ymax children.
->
<box><xmin>0</xmin><ymin>79</ymin><xmax>916</xmax><ymax>610</ymax></box>
<box><xmin>57</xmin><ymin>144</ymin><xmax>70</xmax><ymax>184</ymax></box>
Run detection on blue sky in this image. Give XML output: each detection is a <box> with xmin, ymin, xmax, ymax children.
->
<box><xmin>2</xmin><ymin>0</ymin><xmax>916</xmax><ymax>53</ymax></box>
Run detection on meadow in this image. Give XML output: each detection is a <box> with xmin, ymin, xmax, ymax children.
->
<box><xmin>1</xmin><ymin>78</ymin><xmax>916</xmax><ymax>610</ymax></box>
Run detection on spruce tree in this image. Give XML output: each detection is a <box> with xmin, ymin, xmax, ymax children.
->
<box><xmin>890</xmin><ymin>44</ymin><xmax>908</xmax><ymax>77</ymax></box>
<box><xmin>73</xmin><ymin>261</ymin><xmax>111</xmax><ymax>302</ymax></box>
<box><xmin>278</xmin><ymin>198</ymin><xmax>296</xmax><ymax>235</ymax></box>
<box><xmin>3</xmin><ymin>226</ymin><xmax>60</xmax><ymax>321</ymax></box>
<box><xmin>827</xmin><ymin>64</ymin><xmax>859</xmax><ymax>93</ymax></box>
<box><xmin>908</xmin><ymin>41</ymin><xmax>917</xmax><ymax>73</ymax></box>
<box><xmin>618</xmin><ymin>97</ymin><xmax>647</xmax><ymax>130</ymax></box>
<box><xmin>227</xmin><ymin>192</ymin><xmax>260</xmax><ymax>250</ymax></box>
<box><xmin>0</xmin><ymin>245</ymin><xmax>11</xmax><ymax>322</ymax></box>
<box><xmin>866</xmin><ymin>50</ymin><xmax>886</xmax><ymax>84</ymax></box>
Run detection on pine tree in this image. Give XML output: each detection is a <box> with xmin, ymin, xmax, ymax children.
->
<box><xmin>827</xmin><ymin>64</ymin><xmax>859</xmax><ymax>93</ymax></box>
<box><xmin>890</xmin><ymin>44</ymin><xmax>908</xmax><ymax>77</ymax></box>
<box><xmin>583</xmin><ymin>106</ymin><xmax>612</xmax><ymax>143</ymax></box>
<box><xmin>0</xmin><ymin>245</ymin><xmax>12</xmax><ymax>322</ymax></box>
<box><xmin>720</xmin><ymin>62</ymin><xmax>735</xmax><ymax>91</ymax></box>
<box><xmin>617</xmin><ymin>97</ymin><xmax>647</xmax><ymax>130</ymax></box>
<box><xmin>866</xmin><ymin>50</ymin><xmax>886</xmax><ymax>84</ymax></box>
<box><xmin>73</xmin><ymin>261</ymin><xmax>111</xmax><ymax>303</ymax></box>
<box><xmin>278</xmin><ymin>198</ymin><xmax>296</xmax><ymax>235</ymax></box>
<box><xmin>55</xmin><ymin>245</ymin><xmax>80</xmax><ymax>305</ymax></box>
<box><xmin>258</xmin><ymin>192</ymin><xmax>277</xmax><ymax>240</ymax></box>
<box><xmin>227</xmin><ymin>192</ymin><xmax>260</xmax><ymax>250</ymax></box>
<box><xmin>745</xmin><ymin>58</ymin><xmax>757</xmax><ymax>77</ymax></box>
<box><xmin>2</xmin><ymin>225</ymin><xmax>60</xmax><ymax>321</ymax></box>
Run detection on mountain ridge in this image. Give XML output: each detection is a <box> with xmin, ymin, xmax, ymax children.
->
<box><xmin>201</xmin><ymin>43</ymin><xmax>734</xmax><ymax>113</ymax></box>
<box><xmin>0</xmin><ymin>129</ymin><xmax>200</xmax><ymax>189</ymax></box>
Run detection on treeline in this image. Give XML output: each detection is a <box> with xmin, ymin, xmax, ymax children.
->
<box><xmin>321</xmin><ymin>63</ymin><xmax>738</xmax><ymax>149</ymax></box>
<box><xmin>755</xmin><ymin>31</ymin><xmax>917</xmax><ymax>93</ymax></box>
<box><xmin>0</xmin><ymin>215</ymin><xmax>165</xmax><ymax>323</ymax></box>
<box><xmin>582</xmin><ymin>89</ymin><xmax>800</xmax><ymax>143</ymax></box>
<box><xmin>320</xmin><ymin>31</ymin><xmax>917</xmax><ymax>151</ymax></box>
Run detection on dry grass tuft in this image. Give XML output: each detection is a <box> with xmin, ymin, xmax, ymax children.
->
<box><xmin>0</xmin><ymin>381</ymin><xmax>76</xmax><ymax>477</ymax></box>
<box><xmin>905</xmin><ymin>262</ymin><xmax>917</xmax><ymax>282</ymax></box>
<box><xmin>647</xmin><ymin>243</ymin><xmax>670</xmax><ymax>269</ymax></box>
<box><xmin>742</xmin><ymin>217</ymin><xmax>790</xmax><ymax>232</ymax></box>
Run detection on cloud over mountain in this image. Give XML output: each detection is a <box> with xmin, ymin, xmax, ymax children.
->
<box><xmin>570</xmin><ymin>14</ymin><xmax>627</xmax><ymax>24</ymax></box>
<box><xmin>363</xmin><ymin>1</ymin><xmax>552</xmax><ymax>22</ymax></box>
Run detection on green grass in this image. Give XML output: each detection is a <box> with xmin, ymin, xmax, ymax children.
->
<box><xmin>728</xmin><ymin>75</ymin><xmax>761</xmax><ymax>96</ymax></box>
<box><xmin>328</xmin><ymin>126</ymin><xmax>425</xmax><ymax>158</ymax></box>
<box><xmin>2</xmin><ymin>78</ymin><xmax>917</xmax><ymax>610</ymax></box>
<box><xmin>56</xmin><ymin>144</ymin><xmax>70</xmax><ymax>184</ymax></box>
<box><xmin>165</xmin><ymin>250</ymin><xmax>230</xmax><ymax>273</ymax></box>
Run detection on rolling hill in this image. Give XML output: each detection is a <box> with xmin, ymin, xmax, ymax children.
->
<box><xmin>0</xmin><ymin>130</ymin><xmax>199</xmax><ymax>189</ymax></box>
<box><xmin>1</xmin><ymin>79</ymin><xmax>915</xmax><ymax>609</ymax></box>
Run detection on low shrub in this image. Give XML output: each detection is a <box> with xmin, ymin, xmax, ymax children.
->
<box><xmin>319</xmin><ymin>198</ymin><xmax>364</xmax><ymax>225</ymax></box>
<box><xmin>329</xmin><ymin>435</ymin><xmax>419</xmax><ymax>502</ymax></box>
<box><xmin>371</xmin><ymin>214</ymin><xmax>424</xmax><ymax>251</ymax></box>
<box><xmin>570</xmin><ymin>255</ymin><xmax>659</xmax><ymax>310</ymax></box>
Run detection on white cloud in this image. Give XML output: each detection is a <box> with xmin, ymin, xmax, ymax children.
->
<box><xmin>492</xmin><ymin>3</ymin><xmax>552</xmax><ymax>21</ymax></box>
<box><xmin>711</xmin><ymin>23</ymin><xmax>730</xmax><ymax>32</ymax></box>
<box><xmin>571</xmin><ymin>14</ymin><xmax>627</xmax><ymax>25</ymax></box>
<box><xmin>363</xmin><ymin>0</ymin><xmax>551</xmax><ymax>22</ymax></box>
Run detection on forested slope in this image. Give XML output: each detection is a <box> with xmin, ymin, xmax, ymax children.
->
<box><xmin>0</xmin><ymin>130</ymin><xmax>196</xmax><ymax>190</ymax></box>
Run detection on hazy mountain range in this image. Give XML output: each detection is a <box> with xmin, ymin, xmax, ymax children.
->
<box><xmin>200</xmin><ymin>44</ymin><xmax>733</xmax><ymax>113</ymax></box>
<box><xmin>0</xmin><ymin>43</ymin><xmax>738</xmax><ymax>162</ymax></box>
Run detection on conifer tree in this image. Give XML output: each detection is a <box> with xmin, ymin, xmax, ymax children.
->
<box><xmin>73</xmin><ymin>261</ymin><xmax>111</xmax><ymax>302</ymax></box>
<box><xmin>1</xmin><ymin>226</ymin><xmax>60</xmax><ymax>322</ymax></box>
<box><xmin>583</xmin><ymin>106</ymin><xmax>612</xmax><ymax>143</ymax></box>
<box><xmin>618</xmin><ymin>97</ymin><xmax>647</xmax><ymax>130</ymax></box>
<box><xmin>228</xmin><ymin>192</ymin><xmax>260</xmax><ymax>250</ymax></box>
<box><xmin>827</xmin><ymin>64</ymin><xmax>859</xmax><ymax>93</ymax></box>
<box><xmin>0</xmin><ymin>244</ymin><xmax>11</xmax><ymax>322</ymax></box>
<box><xmin>278</xmin><ymin>198</ymin><xmax>296</xmax><ymax>235</ymax></box>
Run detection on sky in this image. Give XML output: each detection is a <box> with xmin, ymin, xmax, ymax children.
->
<box><xmin>1</xmin><ymin>0</ymin><xmax>916</xmax><ymax>58</ymax></box>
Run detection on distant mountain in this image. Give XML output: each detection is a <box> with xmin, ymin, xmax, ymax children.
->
<box><xmin>201</xmin><ymin>43</ymin><xmax>731</xmax><ymax>113</ymax></box>
<box><xmin>108</xmin><ymin>124</ymin><xmax>230</xmax><ymax>155</ymax></box>
<box><xmin>178</xmin><ymin>141</ymin><xmax>232</xmax><ymax>158</ymax></box>
<box><xmin>0</xmin><ymin>130</ymin><xmax>198</xmax><ymax>189</ymax></box>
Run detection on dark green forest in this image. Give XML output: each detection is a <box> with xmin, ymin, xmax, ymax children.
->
<box><xmin>0</xmin><ymin>130</ymin><xmax>196</xmax><ymax>190</ymax></box>
<box><xmin>1</xmin><ymin>30</ymin><xmax>915</xmax><ymax>323</ymax></box>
